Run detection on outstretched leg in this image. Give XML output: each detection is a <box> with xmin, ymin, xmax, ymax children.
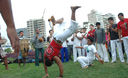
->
<box><xmin>71</xmin><ymin>6</ymin><xmax>81</xmax><ymax>21</ymax></box>
<box><xmin>0</xmin><ymin>0</ymin><xmax>20</xmax><ymax>53</ymax></box>
<box><xmin>4</xmin><ymin>57</ymin><xmax>8</xmax><ymax>70</ymax></box>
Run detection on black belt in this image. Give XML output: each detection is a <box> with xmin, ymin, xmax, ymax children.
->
<box><xmin>53</xmin><ymin>38</ymin><xmax>62</xmax><ymax>44</ymax></box>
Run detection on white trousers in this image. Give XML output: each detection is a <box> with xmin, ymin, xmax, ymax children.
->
<box><xmin>77</xmin><ymin>56</ymin><xmax>92</xmax><ymax>68</ymax></box>
<box><xmin>73</xmin><ymin>45</ymin><xmax>82</xmax><ymax>62</ymax></box>
<box><xmin>122</xmin><ymin>36</ymin><xmax>128</xmax><ymax>62</ymax></box>
<box><xmin>110</xmin><ymin>39</ymin><xmax>125</xmax><ymax>62</ymax></box>
<box><xmin>54</xmin><ymin>20</ymin><xmax>78</xmax><ymax>42</ymax></box>
<box><xmin>97</xmin><ymin>43</ymin><xmax>109</xmax><ymax>62</ymax></box>
<box><xmin>81</xmin><ymin>44</ymin><xmax>86</xmax><ymax>56</ymax></box>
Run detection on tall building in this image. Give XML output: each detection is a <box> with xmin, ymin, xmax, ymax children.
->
<box><xmin>88</xmin><ymin>10</ymin><xmax>116</xmax><ymax>29</ymax></box>
<box><xmin>88</xmin><ymin>10</ymin><xmax>104</xmax><ymax>28</ymax></box>
<box><xmin>27</xmin><ymin>18</ymin><xmax>46</xmax><ymax>40</ymax></box>
<box><xmin>102</xmin><ymin>13</ymin><xmax>116</xmax><ymax>29</ymax></box>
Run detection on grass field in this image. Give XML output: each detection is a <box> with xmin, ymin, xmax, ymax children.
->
<box><xmin>0</xmin><ymin>60</ymin><xmax>128</xmax><ymax>78</ymax></box>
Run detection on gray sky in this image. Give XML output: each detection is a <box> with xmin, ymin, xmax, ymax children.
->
<box><xmin>0</xmin><ymin>0</ymin><xmax>128</xmax><ymax>43</ymax></box>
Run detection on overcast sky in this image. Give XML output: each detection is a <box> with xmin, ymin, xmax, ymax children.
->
<box><xmin>0</xmin><ymin>0</ymin><xmax>128</xmax><ymax>43</ymax></box>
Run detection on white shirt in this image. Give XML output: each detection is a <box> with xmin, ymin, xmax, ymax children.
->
<box><xmin>83</xmin><ymin>45</ymin><xmax>97</xmax><ymax>61</ymax></box>
<box><xmin>81</xmin><ymin>32</ymin><xmax>87</xmax><ymax>45</ymax></box>
<box><xmin>62</xmin><ymin>41</ymin><xmax>67</xmax><ymax>47</ymax></box>
<box><xmin>53</xmin><ymin>22</ymin><xmax>66</xmax><ymax>38</ymax></box>
<box><xmin>67</xmin><ymin>35</ymin><xmax>73</xmax><ymax>45</ymax></box>
<box><xmin>73</xmin><ymin>32</ymin><xmax>82</xmax><ymax>46</ymax></box>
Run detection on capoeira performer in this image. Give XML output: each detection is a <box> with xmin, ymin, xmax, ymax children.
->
<box><xmin>117</xmin><ymin>13</ymin><xmax>128</xmax><ymax>63</ymax></box>
<box><xmin>76</xmin><ymin>36</ymin><xmax>104</xmax><ymax>69</ymax></box>
<box><xmin>43</xmin><ymin>6</ymin><xmax>81</xmax><ymax>78</ymax></box>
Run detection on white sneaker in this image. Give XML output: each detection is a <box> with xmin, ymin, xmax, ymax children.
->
<box><xmin>121</xmin><ymin>60</ymin><xmax>125</xmax><ymax>63</ymax></box>
<box><xmin>111</xmin><ymin>61</ymin><xmax>116</xmax><ymax>63</ymax></box>
<box><xmin>104</xmin><ymin>60</ymin><xmax>109</xmax><ymax>63</ymax></box>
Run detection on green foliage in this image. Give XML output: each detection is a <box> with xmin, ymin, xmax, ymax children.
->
<box><xmin>4</xmin><ymin>48</ymin><xmax>12</xmax><ymax>53</ymax></box>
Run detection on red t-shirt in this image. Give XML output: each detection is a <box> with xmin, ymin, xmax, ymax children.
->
<box><xmin>117</xmin><ymin>18</ymin><xmax>128</xmax><ymax>37</ymax></box>
<box><xmin>44</xmin><ymin>40</ymin><xmax>62</xmax><ymax>60</ymax></box>
<box><xmin>87</xmin><ymin>29</ymin><xmax>95</xmax><ymax>38</ymax></box>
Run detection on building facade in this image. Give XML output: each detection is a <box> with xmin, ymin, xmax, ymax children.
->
<box><xmin>88</xmin><ymin>10</ymin><xmax>116</xmax><ymax>29</ymax></box>
<box><xmin>27</xmin><ymin>18</ymin><xmax>46</xmax><ymax>40</ymax></box>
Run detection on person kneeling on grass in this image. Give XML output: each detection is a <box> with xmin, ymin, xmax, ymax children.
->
<box><xmin>43</xmin><ymin>6</ymin><xmax>81</xmax><ymax>78</ymax></box>
<box><xmin>76</xmin><ymin>36</ymin><xmax>104</xmax><ymax>69</ymax></box>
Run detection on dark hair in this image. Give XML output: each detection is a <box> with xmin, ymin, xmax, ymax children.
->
<box><xmin>118</xmin><ymin>13</ymin><xmax>124</xmax><ymax>17</ymax></box>
<box><xmin>45</xmin><ymin>57</ymin><xmax>53</xmax><ymax>67</ymax></box>
<box><xmin>82</xmin><ymin>27</ymin><xmax>87</xmax><ymax>30</ymax></box>
<box><xmin>96</xmin><ymin>22</ymin><xmax>100</xmax><ymax>26</ymax></box>
<box><xmin>90</xmin><ymin>24</ymin><xmax>94</xmax><ymax>26</ymax></box>
<box><xmin>49</xmin><ymin>30</ymin><xmax>53</xmax><ymax>33</ymax></box>
<box><xmin>19</xmin><ymin>31</ymin><xmax>23</xmax><ymax>34</ymax></box>
<box><xmin>108</xmin><ymin>17</ymin><xmax>114</xmax><ymax>21</ymax></box>
<box><xmin>87</xmin><ymin>36</ymin><xmax>94</xmax><ymax>43</ymax></box>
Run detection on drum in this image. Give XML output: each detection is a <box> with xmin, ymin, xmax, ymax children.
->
<box><xmin>20</xmin><ymin>39</ymin><xmax>29</xmax><ymax>58</ymax></box>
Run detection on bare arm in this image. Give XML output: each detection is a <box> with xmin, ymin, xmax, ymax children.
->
<box><xmin>75</xmin><ymin>46</ymin><xmax>83</xmax><ymax>49</ymax></box>
<box><xmin>76</xmin><ymin>34</ymin><xmax>83</xmax><ymax>40</ymax></box>
<box><xmin>53</xmin><ymin>56</ymin><xmax>63</xmax><ymax>77</ymax></box>
<box><xmin>43</xmin><ymin>57</ymin><xmax>49</xmax><ymax>78</ymax></box>
<box><xmin>111</xmin><ymin>28</ymin><xmax>118</xmax><ymax>32</ymax></box>
<box><xmin>118</xmin><ymin>29</ymin><xmax>122</xmax><ymax>42</ymax></box>
<box><xmin>95</xmin><ymin>53</ymin><xmax>104</xmax><ymax>64</ymax></box>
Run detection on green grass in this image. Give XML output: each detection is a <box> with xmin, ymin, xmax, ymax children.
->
<box><xmin>0</xmin><ymin>60</ymin><xmax>128</xmax><ymax>78</ymax></box>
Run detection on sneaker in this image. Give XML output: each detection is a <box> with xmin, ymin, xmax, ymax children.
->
<box><xmin>111</xmin><ymin>61</ymin><xmax>116</xmax><ymax>63</ymax></box>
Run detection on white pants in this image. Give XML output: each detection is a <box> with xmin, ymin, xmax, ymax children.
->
<box><xmin>77</xmin><ymin>56</ymin><xmax>92</xmax><ymax>68</ymax></box>
<box><xmin>54</xmin><ymin>20</ymin><xmax>78</xmax><ymax>42</ymax></box>
<box><xmin>81</xmin><ymin>44</ymin><xmax>86</xmax><ymax>56</ymax></box>
<box><xmin>122</xmin><ymin>36</ymin><xmax>128</xmax><ymax>62</ymax></box>
<box><xmin>73</xmin><ymin>45</ymin><xmax>82</xmax><ymax>62</ymax></box>
<box><xmin>97</xmin><ymin>43</ymin><xmax>109</xmax><ymax>62</ymax></box>
<box><xmin>110</xmin><ymin>39</ymin><xmax>125</xmax><ymax>62</ymax></box>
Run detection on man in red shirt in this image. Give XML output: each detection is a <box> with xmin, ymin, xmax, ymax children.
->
<box><xmin>117</xmin><ymin>13</ymin><xmax>128</xmax><ymax>63</ymax></box>
<box><xmin>43</xmin><ymin>6</ymin><xmax>81</xmax><ymax>78</ymax></box>
<box><xmin>87</xmin><ymin>24</ymin><xmax>95</xmax><ymax>38</ymax></box>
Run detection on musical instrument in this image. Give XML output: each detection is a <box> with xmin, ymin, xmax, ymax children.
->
<box><xmin>39</xmin><ymin>38</ymin><xmax>43</xmax><ymax>42</ymax></box>
<box><xmin>48</xmin><ymin>16</ymin><xmax>55</xmax><ymax>31</ymax></box>
<box><xmin>20</xmin><ymin>39</ymin><xmax>29</xmax><ymax>57</ymax></box>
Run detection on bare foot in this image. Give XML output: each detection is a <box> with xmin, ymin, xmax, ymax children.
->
<box><xmin>82</xmin><ymin>66</ymin><xmax>88</xmax><ymax>69</ymax></box>
<box><xmin>89</xmin><ymin>64</ymin><xmax>94</xmax><ymax>67</ymax></box>
<box><xmin>51</xmin><ymin>16</ymin><xmax>56</xmax><ymax>25</ymax></box>
<box><xmin>71</xmin><ymin>6</ymin><xmax>81</xmax><ymax>12</ymax></box>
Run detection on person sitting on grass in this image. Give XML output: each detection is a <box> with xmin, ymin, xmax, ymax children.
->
<box><xmin>43</xmin><ymin>6</ymin><xmax>81</xmax><ymax>78</ymax></box>
<box><xmin>76</xmin><ymin>36</ymin><xmax>104</xmax><ymax>69</ymax></box>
